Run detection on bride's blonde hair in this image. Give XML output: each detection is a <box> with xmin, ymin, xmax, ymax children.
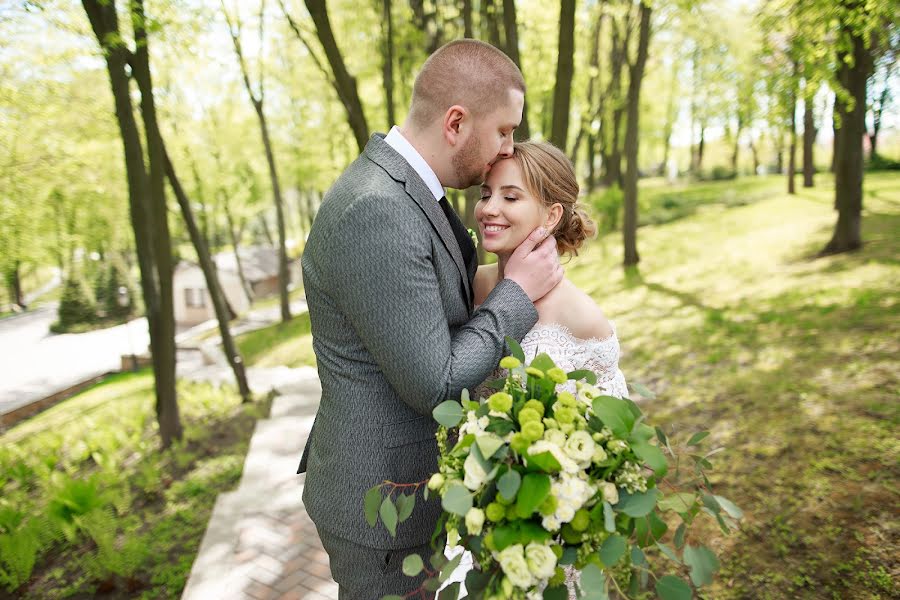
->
<box><xmin>512</xmin><ymin>141</ymin><xmax>597</xmax><ymax>257</ymax></box>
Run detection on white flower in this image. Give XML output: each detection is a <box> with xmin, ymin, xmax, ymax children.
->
<box><xmin>463</xmin><ymin>452</ymin><xmax>488</xmax><ymax>490</ymax></box>
<box><xmin>544</xmin><ymin>428</ymin><xmax>567</xmax><ymax>447</ymax></box>
<box><xmin>563</xmin><ymin>431</ymin><xmax>596</xmax><ymax>463</ymax></box>
<box><xmin>546</xmin><ymin>472</ymin><xmax>595</xmax><ymax>525</ymax></box>
<box><xmin>600</xmin><ymin>481</ymin><xmax>619</xmax><ymax>505</ymax></box>
<box><xmin>525</xmin><ymin>543</ymin><xmax>558</xmax><ymax>579</ymax></box>
<box><xmin>577</xmin><ymin>383</ymin><xmax>603</xmax><ymax>405</ymax></box>
<box><xmin>592</xmin><ymin>445</ymin><xmax>608</xmax><ymax>464</ymax></box>
<box><xmin>541</xmin><ymin>514</ymin><xmax>561</xmax><ymax>531</ymax></box>
<box><xmin>608</xmin><ymin>439</ymin><xmax>629</xmax><ymax>455</ymax></box>
<box><xmin>528</xmin><ymin>441</ymin><xmax>580</xmax><ymax>474</ymax></box>
<box><xmin>556</xmin><ymin>504</ymin><xmax>575</xmax><ymax>522</ymax></box>
<box><xmin>465</xmin><ymin>507</ymin><xmax>485</xmax><ymax>536</ymax></box>
<box><xmin>497</xmin><ymin>544</ymin><xmax>535</xmax><ymax>589</ymax></box>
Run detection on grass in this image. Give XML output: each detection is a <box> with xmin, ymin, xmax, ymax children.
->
<box><xmin>235</xmin><ymin>310</ymin><xmax>316</xmax><ymax>368</ymax></box>
<box><xmin>0</xmin><ymin>370</ymin><xmax>269</xmax><ymax>599</ymax></box>
<box><xmin>567</xmin><ymin>171</ymin><xmax>899</xmax><ymax>599</ymax></box>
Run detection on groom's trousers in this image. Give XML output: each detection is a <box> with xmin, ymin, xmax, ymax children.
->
<box><xmin>317</xmin><ymin>529</ymin><xmax>436</xmax><ymax>600</ymax></box>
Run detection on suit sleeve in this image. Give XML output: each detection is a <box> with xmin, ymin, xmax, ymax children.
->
<box><xmin>318</xmin><ymin>195</ymin><xmax>537</xmax><ymax>416</ymax></box>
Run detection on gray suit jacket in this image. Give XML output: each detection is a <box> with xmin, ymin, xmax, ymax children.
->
<box><xmin>298</xmin><ymin>134</ymin><xmax>537</xmax><ymax>549</ymax></box>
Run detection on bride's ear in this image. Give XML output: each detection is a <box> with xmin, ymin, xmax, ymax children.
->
<box><xmin>545</xmin><ymin>203</ymin><xmax>563</xmax><ymax>232</ymax></box>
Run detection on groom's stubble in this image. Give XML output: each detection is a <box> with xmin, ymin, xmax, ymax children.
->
<box><xmin>451</xmin><ymin>130</ymin><xmax>485</xmax><ymax>189</ymax></box>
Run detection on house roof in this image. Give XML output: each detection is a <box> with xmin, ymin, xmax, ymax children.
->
<box><xmin>176</xmin><ymin>246</ymin><xmax>288</xmax><ymax>283</ymax></box>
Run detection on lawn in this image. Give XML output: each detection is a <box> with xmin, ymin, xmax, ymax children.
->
<box><xmin>235</xmin><ymin>309</ymin><xmax>317</xmax><ymax>369</ymax></box>
<box><xmin>567</xmin><ymin>171</ymin><xmax>899</xmax><ymax>599</ymax></box>
<box><xmin>0</xmin><ymin>371</ymin><xmax>269</xmax><ymax>599</ymax></box>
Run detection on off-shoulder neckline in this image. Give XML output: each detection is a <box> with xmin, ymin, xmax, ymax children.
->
<box><xmin>526</xmin><ymin>321</ymin><xmax>618</xmax><ymax>345</ymax></box>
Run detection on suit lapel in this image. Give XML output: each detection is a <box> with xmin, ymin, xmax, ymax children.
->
<box><xmin>364</xmin><ymin>134</ymin><xmax>474</xmax><ymax>310</ymax></box>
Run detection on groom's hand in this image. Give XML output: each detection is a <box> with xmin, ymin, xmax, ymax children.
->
<box><xmin>504</xmin><ymin>227</ymin><xmax>563</xmax><ymax>302</ymax></box>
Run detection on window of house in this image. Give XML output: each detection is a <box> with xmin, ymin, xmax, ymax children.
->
<box><xmin>185</xmin><ymin>287</ymin><xmax>206</xmax><ymax>308</ymax></box>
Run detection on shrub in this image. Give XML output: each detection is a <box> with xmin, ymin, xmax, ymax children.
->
<box><xmin>55</xmin><ymin>276</ymin><xmax>97</xmax><ymax>331</ymax></box>
<box><xmin>103</xmin><ymin>261</ymin><xmax>135</xmax><ymax>321</ymax></box>
<box><xmin>588</xmin><ymin>184</ymin><xmax>623</xmax><ymax>233</ymax></box>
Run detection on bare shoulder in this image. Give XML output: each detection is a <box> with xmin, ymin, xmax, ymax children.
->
<box><xmin>539</xmin><ymin>280</ymin><xmax>614</xmax><ymax>341</ymax></box>
<box><xmin>474</xmin><ymin>263</ymin><xmax>500</xmax><ymax>306</ymax></box>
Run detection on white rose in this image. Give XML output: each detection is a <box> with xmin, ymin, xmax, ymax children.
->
<box><xmin>465</xmin><ymin>507</ymin><xmax>485</xmax><ymax>536</ymax></box>
<box><xmin>544</xmin><ymin>428</ymin><xmax>567</xmax><ymax>447</ymax></box>
<box><xmin>600</xmin><ymin>481</ymin><xmax>619</xmax><ymax>505</ymax></box>
<box><xmin>563</xmin><ymin>431</ymin><xmax>596</xmax><ymax>463</ymax></box>
<box><xmin>463</xmin><ymin>452</ymin><xmax>488</xmax><ymax>491</ymax></box>
<box><xmin>497</xmin><ymin>544</ymin><xmax>534</xmax><ymax>589</ymax></box>
<box><xmin>556</xmin><ymin>503</ymin><xmax>576</xmax><ymax>523</ymax></box>
<box><xmin>525</xmin><ymin>543</ymin><xmax>558</xmax><ymax>579</ymax></box>
<box><xmin>541</xmin><ymin>514</ymin><xmax>562</xmax><ymax>532</ymax></box>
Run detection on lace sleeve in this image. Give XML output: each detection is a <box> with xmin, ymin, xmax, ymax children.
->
<box><xmin>582</xmin><ymin>330</ymin><xmax>630</xmax><ymax>400</ymax></box>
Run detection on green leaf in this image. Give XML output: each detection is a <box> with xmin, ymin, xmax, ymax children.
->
<box><xmin>657</xmin><ymin>542</ymin><xmax>681</xmax><ymax>564</ymax></box>
<box><xmin>579</xmin><ymin>563</ymin><xmax>608</xmax><ymax>599</ymax></box>
<box><xmin>543</xmin><ymin>585</ymin><xmax>569</xmax><ymax>600</ymax></box>
<box><xmin>567</xmin><ymin>369</ymin><xmax>597</xmax><ymax>385</ymax></box>
<box><xmin>433</xmin><ymin>401</ymin><xmax>464</xmax><ymax>428</ymax></box>
<box><xmin>530</xmin><ymin>352</ymin><xmax>557</xmax><ymax>372</ymax></box>
<box><xmin>526</xmin><ymin>451</ymin><xmax>562</xmax><ymax>473</ymax></box>
<box><xmin>516</xmin><ymin>473</ymin><xmax>551</xmax><ymax>517</ymax></box>
<box><xmin>505</xmin><ymin>336</ymin><xmax>525</xmax><ymax>362</ymax></box>
<box><xmin>630</xmin><ymin>381</ymin><xmax>656</xmax><ymax>399</ymax></box>
<box><xmin>485</xmin><ymin>418</ymin><xmax>517</xmax><ymax>436</ymax></box>
<box><xmin>632</xmin><ymin>440</ymin><xmax>668</xmax><ymax>476</ymax></box>
<box><xmin>591</xmin><ymin>396</ymin><xmax>635</xmax><ymax>437</ymax></box>
<box><xmin>657</xmin><ymin>492</ymin><xmax>696</xmax><ymax>514</ymax></box>
<box><xmin>442</xmin><ymin>484</ymin><xmax>473</xmax><ymax>516</ymax></box>
<box><xmin>599</xmin><ymin>534</ymin><xmax>626</xmax><ymax>567</ymax></box>
<box><xmin>687</xmin><ymin>431</ymin><xmax>710</xmax><ymax>446</ymax></box>
<box><xmin>655</xmin><ymin>575</ymin><xmax>692</xmax><ymax>600</ymax></box>
<box><xmin>615</xmin><ymin>489</ymin><xmax>659</xmax><ymax>517</ymax></box>
<box><xmin>382</xmin><ymin>596</ymin><xmax>404</xmax><ymax>600</ymax></box>
<box><xmin>701</xmin><ymin>494</ymin><xmax>722</xmax><ymax>514</ymax></box>
<box><xmin>439</xmin><ymin>551</ymin><xmax>464</xmax><ymax>582</ymax></box>
<box><xmin>603</xmin><ymin>501</ymin><xmax>616</xmax><ymax>533</ymax></box>
<box><xmin>475</xmin><ymin>434</ymin><xmax>504</xmax><ymax>459</ymax></box>
<box><xmin>493</xmin><ymin>524</ymin><xmax>518</xmax><ymax>551</ymax></box>
<box><xmin>423</xmin><ymin>577</ymin><xmax>442</xmax><ymax>592</ymax></box>
<box><xmin>713</xmin><ymin>495</ymin><xmax>743</xmax><ymax>519</ymax></box>
<box><xmin>402</xmin><ymin>553</ymin><xmax>424</xmax><ymax>576</ymax></box>
<box><xmin>364</xmin><ymin>486</ymin><xmax>382</xmax><ymax>528</ymax></box>
<box><xmin>438</xmin><ymin>582</ymin><xmax>460</xmax><ymax>600</ymax></box>
<box><xmin>396</xmin><ymin>493</ymin><xmax>416</xmax><ymax>523</ymax></box>
<box><xmin>497</xmin><ymin>469</ymin><xmax>521</xmax><ymax>501</ymax></box>
<box><xmin>635</xmin><ymin>511</ymin><xmax>668</xmax><ymax>547</ymax></box>
<box><xmin>674</xmin><ymin>523</ymin><xmax>686</xmax><ymax>549</ymax></box>
<box><xmin>684</xmin><ymin>544</ymin><xmax>719</xmax><ymax>587</ymax></box>
<box><xmin>380</xmin><ymin>496</ymin><xmax>398</xmax><ymax>537</ymax></box>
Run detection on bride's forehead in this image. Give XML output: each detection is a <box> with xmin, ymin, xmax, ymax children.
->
<box><xmin>483</xmin><ymin>160</ymin><xmax>522</xmax><ymax>186</ymax></box>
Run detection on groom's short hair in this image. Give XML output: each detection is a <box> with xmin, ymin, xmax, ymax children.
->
<box><xmin>407</xmin><ymin>39</ymin><xmax>525</xmax><ymax>128</ymax></box>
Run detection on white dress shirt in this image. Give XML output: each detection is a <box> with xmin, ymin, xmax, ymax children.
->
<box><xmin>384</xmin><ymin>126</ymin><xmax>444</xmax><ymax>203</ymax></box>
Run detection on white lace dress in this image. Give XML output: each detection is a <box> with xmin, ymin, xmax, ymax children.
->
<box><xmin>441</xmin><ymin>322</ymin><xmax>629</xmax><ymax>597</ymax></box>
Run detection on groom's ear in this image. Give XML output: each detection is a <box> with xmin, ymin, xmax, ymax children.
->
<box><xmin>443</xmin><ymin>105</ymin><xmax>467</xmax><ymax>146</ymax></box>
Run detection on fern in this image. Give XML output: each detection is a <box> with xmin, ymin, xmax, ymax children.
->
<box><xmin>79</xmin><ymin>511</ymin><xmax>148</xmax><ymax>580</ymax></box>
<box><xmin>0</xmin><ymin>520</ymin><xmax>41</xmax><ymax>592</ymax></box>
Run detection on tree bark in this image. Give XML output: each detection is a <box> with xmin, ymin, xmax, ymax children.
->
<box><xmin>82</xmin><ymin>0</ymin><xmax>182</xmax><ymax>447</ymax></box>
<box><xmin>304</xmin><ymin>0</ymin><xmax>370</xmax><ymax>153</ymax></box>
<box><xmin>164</xmin><ymin>149</ymin><xmax>252</xmax><ymax>403</ymax></box>
<box><xmin>550</xmin><ymin>0</ymin><xmax>576</xmax><ymax>150</ymax></box>
<box><xmin>222</xmin><ymin>1</ymin><xmax>291</xmax><ymax>323</ymax></box>
<box><xmin>481</xmin><ymin>0</ymin><xmax>503</xmax><ymax>48</ymax></box>
<box><xmin>623</xmin><ymin>2</ymin><xmax>651</xmax><ymax>268</ymax></box>
<box><xmin>380</xmin><ymin>0</ymin><xmax>396</xmax><ymax>128</ymax></box>
<box><xmin>823</xmin><ymin>27</ymin><xmax>871</xmax><ymax>254</ymax></box>
<box><xmin>571</xmin><ymin>4</ymin><xmax>603</xmax><ymax>163</ymax></box>
<box><xmin>803</xmin><ymin>84</ymin><xmax>817</xmax><ymax>188</ymax></box>
<box><xmin>501</xmin><ymin>0</ymin><xmax>530</xmax><ymax>140</ymax></box>
<box><xmin>463</xmin><ymin>0</ymin><xmax>473</xmax><ymax>38</ymax></box>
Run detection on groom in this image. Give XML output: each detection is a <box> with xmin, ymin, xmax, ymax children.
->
<box><xmin>297</xmin><ymin>39</ymin><xmax>562</xmax><ymax>599</ymax></box>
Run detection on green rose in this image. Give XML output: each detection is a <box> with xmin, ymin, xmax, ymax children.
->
<box><xmin>522</xmin><ymin>420</ymin><xmax>545</xmax><ymax>442</ymax></box>
<box><xmin>525</xmin><ymin>367</ymin><xmax>545</xmax><ymax>379</ymax></box>
<box><xmin>488</xmin><ymin>392</ymin><xmax>513</xmax><ymax>413</ymax></box>
<box><xmin>486</xmin><ymin>502</ymin><xmax>506</xmax><ymax>522</ymax></box>
<box><xmin>546</xmin><ymin>367</ymin><xmax>567</xmax><ymax>384</ymax></box>
<box><xmin>523</xmin><ymin>399</ymin><xmax>545</xmax><ymax>417</ymax></box>
<box><xmin>499</xmin><ymin>356</ymin><xmax>521</xmax><ymax>369</ymax></box>
<box><xmin>518</xmin><ymin>407</ymin><xmax>541</xmax><ymax>425</ymax></box>
<box><xmin>525</xmin><ymin>542</ymin><xmax>558</xmax><ymax>579</ymax></box>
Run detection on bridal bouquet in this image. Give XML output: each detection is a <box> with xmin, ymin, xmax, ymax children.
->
<box><xmin>366</xmin><ymin>339</ymin><xmax>741</xmax><ymax>600</ymax></box>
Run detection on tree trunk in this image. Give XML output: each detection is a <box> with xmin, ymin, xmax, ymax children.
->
<box><xmin>803</xmin><ymin>85</ymin><xmax>817</xmax><ymax>188</ymax></box>
<box><xmin>82</xmin><ymin>0</ymin><xmax>181</xmax><ymax>447</ymax></box>
<box><xmin>696</xmin><ymin>124</ymin><xmax>706</xmax><ymax>176</ymax></box>
<box><xmin>623</xmin><ymin>2</ymin><xmax>651</xmax><ymax>268</ymax></box>
<box><xmin>463</xmin><ymin>0</ymin><xmax>473</xmax><ymax>38</ymax></box>
<box><xmin>731</xmin><ymin>117</ymin><xmax>743</xmax><ymax>176</ymax></box>
<box><xmin>7</xmin><ymin>261</ymin><xmax>24</xmax><ymax>309</ymax></box>
<box><xmin>831</xmin><ymin>95</ymin><xmax>839</xmax><ymax>173</ymax></box>
<box><xmin>749</xmin><ymin>137</ymin><xmax>760</xmax><ymax>176</ymax></box>
<box><xmin>481</xmin><ymin>0</ymin><xmax>503</xmax><ymax>48</ymax></box>
<box><xmin>787</xmin><ymin>75</ymin><xmax>798</xmax><ymax>194</ymax></box>
<box><xmin>164</xmin><ymin>149</ymin><xmax>252</xmax><ymax>403</ymax></box>
<box><xmin>130</xmin><ymin>0</ymin><xmax>181</xmax><ymax>445</ymax></box>
<box><xmin>502</xmin><ymin>0</ymin><xmax>530</xmax><ymax>140</ymax></box>
<box><xmin>380</xmin><ymin>0</ymin><xmax>395</xmax><ymax>128</ymax></box>
<box><xmin>550</xmin><ymin>0</ymin><xmax>575</xmax><ymax>150</ymax></box>
<box><xmin>823</xmin><ymin>28</ymin><xmax>871</xmax><ymax>255</ymax></box>
<box><xmin>570</xmin><ymin>4</ymin><xmax>603</xmax><ymax>163</ymax></box>
<box><xmin>305</xmin><ymin>0</ymin><xmax>369</xmax><ymax>153</ymax></box>
<box><xmin>587</xmin><ymin>133</ymin><xmax>597</xmax><ymax>192</ymax></box>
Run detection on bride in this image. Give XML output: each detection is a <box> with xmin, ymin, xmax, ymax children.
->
<box><xmin>442</xmin><ymin>140</ymin><xmax>629</xmax><ymax>596</ymax></box>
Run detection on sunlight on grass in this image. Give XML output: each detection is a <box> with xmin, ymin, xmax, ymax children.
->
<box><xmin>235</xmin><ymin>310</ymin><xmax>316</xmax><ymax>368</ymax></box>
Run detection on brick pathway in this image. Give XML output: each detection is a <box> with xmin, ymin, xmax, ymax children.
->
<box><xmin>181</xmin><ymin>367</ymin><xmax>338</xmax><ymax>600</ymax></box>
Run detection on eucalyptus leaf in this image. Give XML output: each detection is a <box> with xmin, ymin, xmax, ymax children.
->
<box><xmin>439</xmin><ymin>552</ymin><xmax>464</xmax><ymax>582</ymax></box>
<box><xmin>701</xmin><ymin>494</ymin><xmax>722</xmax><ymax>514</ymax></box>
<box><xmin>674</xmin><ymin>523</ymin><xmax>686</xmax><ymax>549</ymax></box>
<box><xmin>599</xmin><ymin>534</ymin><xmax>626</xmax><ymax>567</ymax></box>
<box><xmin>559</xmin><ymin>546</ymin><xmax>578</xmax><ymax>566</ymax></box>
<box><xmin>433</xmin><ymin>401</ymin><xmax>465</xmax><ymax>428</ymax></box>
<box><xmin>505</xmin><ymin>336</ymin><xmax>525</xmax><ymax>362</ymax></box>
<box><xmin>684</xmin><ymin>544</ymin><xmax>720</xmax><ymax>587</ymax></box>
<box><xmin>402</xmin><ymin>553</ymin><xmax>424</xmax><ymax>576</ymax></box>
<box><xmin>630</xmin><ymin>380</ymin><xmax>656</xmax><ymax>399</ymax></box>
<box><xmin>380</xmin><ymin>496</ymin><xmax>398</xmax><ymax>537</ymax></box>
<box><xmin>442</xmin><ymin>484</ymin><xmax>473</xmax><ymax>517</ymax></box>
<box><xmin>438</xmin><ymin>582</ymin><xmax>460</xmax><ymax>600</ymax></box>
<box><xmin>655</xmin><ymin>575</ymin><xmax>692</xmax><ymax>600</ymax></box>
<box><xmin>632</xmin><ymin>440</ymin><xmax>668</xmax><ymax>476</ymax></box>
<box><xmin>364</xmin><ymin>485</ymin><xmax>382</xmax><ymax>528</ymax></box>
<box><xmin>396</xmin><ymin>493</ymin><xmax>416</xmax><ymax>523</ymax></box>
<box><xmin>615</xmin><ymin>488</ymin><xmax>659</xmax><ymax>517</ymax></box>
<box><xmin>687</xmin><ymin>431</ymin><xmax>710</xmax><ymax>446</ymax></box>
<box><xmin>713</xmin><ymin>495</ymin><xmax>743</xmax><ymax>519</ymax></box>
<box><xmin>579</xmin><ymin>563</ymin><xmax>607</xmax><ymax>599</ymax></box>
<box><xmin>603</xmin><ymin>501</ymin><xmax>616</xmax><ymax>533</ymax></box>
<box><xmin>543</xmin><ymin>585</ymin><xmax>568</xmax><ymax>600</ymax></box>
<box><xmin>497</xmin><ymin>469</ymin><xmax>521</xmax><ymax>501</ymax></box>
<box><xmin>656</xmin><ymin>542</ymin><xmax>681</xmax><ymax>564</ymax></box>
<box><xmin>657</xmin><ymin>492</ymin><xmax>696</xmax><ymax>514</ymax></box>
<box><xmin>591</xmin><ymin>396</ymin><xmax>635</xmax><ymax>437</ymax></box>
<box><xmin>475</xmin><ymin>434</ymin><xmax>504</xmax><ymax>459</ymax></box>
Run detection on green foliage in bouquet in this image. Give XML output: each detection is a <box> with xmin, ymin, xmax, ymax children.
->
<box><xmin>366</xmin><ymin>338</ymin><xmax>741</xmax><ymax>599</ymax></box>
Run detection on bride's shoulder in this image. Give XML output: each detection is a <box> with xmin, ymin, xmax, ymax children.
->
<box><xmin>541</xmin><ymin>280</ymin><xmax>615</xmax><ymax>342</ymax></box>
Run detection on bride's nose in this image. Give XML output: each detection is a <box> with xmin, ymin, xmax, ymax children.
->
<box><xmin>480</xmin><ymin>195</ymin><xmax>500</xmax><ymax>216</ymax></box>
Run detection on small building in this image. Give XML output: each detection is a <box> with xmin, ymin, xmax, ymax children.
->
<box><xmin>173</xmin><ymin>246</ymin><xmax>300</xmax><ymax>326</ymax></box>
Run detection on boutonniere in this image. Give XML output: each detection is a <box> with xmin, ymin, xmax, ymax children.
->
<box><xmin>467</xmin><ymin>227</ymin><xmax>479</xmax><ymax>249</ymax></box>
